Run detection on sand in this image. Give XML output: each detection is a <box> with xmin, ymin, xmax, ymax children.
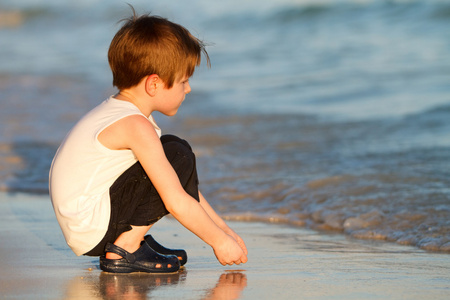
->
<box><xmin>0</xmin><ymin>192</ymin><xmax>449</xmax><ymax>300</ymax></box>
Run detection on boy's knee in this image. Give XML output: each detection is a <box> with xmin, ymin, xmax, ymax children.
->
<box><xmin>161</xmin><ymin>134</ymin><xmax>192</xmax><ymax>151</ymax></box>
<box><xmin>163</xmin><ymin>140</ymin><xmax>196</xmax><ymax>169</ymax></box>
<box><xmin>161</xmin><ymin>136</ymin><xmax>200</xmax><ymax>202</ymax></box>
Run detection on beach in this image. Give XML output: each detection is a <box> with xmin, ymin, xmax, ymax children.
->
<box><xmin>1</xmin><ymin>0</ymin><xmax>450</xmax><ymax>298</ymax></box>
<box><xmin>1</xmin><ymin>192</ymin><xmax>449</xmax><ymax>300</ymax></box>
<box><xmin>2</xmin><ymin>0</ymin><xmax>450</xmax><ymax>253</ymax></box>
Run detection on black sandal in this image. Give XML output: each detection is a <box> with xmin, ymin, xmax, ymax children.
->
<box><xmin>100</xmin><ymin>242</ymin><xmax>180</xmax><ymax>273</ymax></box>
<box><xmin>145</xmin><ymin>235</ymin><xmax>188</xmax><ymax>266</ymax></box>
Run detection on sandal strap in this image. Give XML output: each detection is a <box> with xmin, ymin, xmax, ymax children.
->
<box><xmin>104</xmin><ymin>243</ymin><xmax>136</xmax><ymax>263</ymax></box>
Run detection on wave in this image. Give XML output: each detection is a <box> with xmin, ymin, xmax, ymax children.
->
<box><xmin>0</xmin><ymin>141</ymin><xmax>56</xmax><ymax>194</ymax></box>
<box><xmin>0</xmin><ymin>10</ymin><xmax>25</xmax><ymax>28</ymax></box>
<box><xmin>1</xmin><ymin>0</ymin><xmax>449</xmax><ymax>254</ymax></box>
<box><xmin>1</xmin><ymin>107</ymin><xmax>450</xmax><ymax>253</ymax></box>
<box><xmin>281</xmin><ymin>1</ymin><xmax>448</xmax><ymax>22</ymax></box>
<box><xmin>155</xmin><ymin>111</ymin><xmax>450</xmax><ymax>253</ymax></box>
<box><xmin>203</xmin><ymin>0</ymin><xmax>450</xmax><ymax>29</ymax></box>
<box><xmin>215</xmin><ymin>172</ymin><xmax>450</xmax><ymax>253</ymax></box>
<box><xmin>3</xmin><ymin>0</ymin><xmax>449</xmax><ymax>31</ymax></box>
<box><xmin>432</xmin><ymin>3</ymin><xmax>450</xmax><ymax>20</ymax></box>
<box><xmin>421</xmin><ymin>103</ymin><xmax>450</xmax><ymax>115</ymax></box>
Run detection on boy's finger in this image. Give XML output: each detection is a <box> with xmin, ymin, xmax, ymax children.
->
<box><xmin>238</xmin><ymin>239</ymin><xmax>248</xmax><ymax>255</ymax></box>
<box><xmin>239</xmin><ymin>253</ymin><xmax>248</xmax><ymax>264</ymax></box>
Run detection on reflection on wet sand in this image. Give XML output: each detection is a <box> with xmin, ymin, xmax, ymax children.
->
<box><xmin>63</xmin><ymin>269</ymin><xmax>247</xmax><ymax>299</ymax></box>
<box><xmin>203</xmin><ymin>272</ymin><xmax>248</xmax><ymax>300</ymax></box>
<box><xmin>97</xmin><ymin>271</ymin><xmax>186</xmax><ymax>300</ymax></box>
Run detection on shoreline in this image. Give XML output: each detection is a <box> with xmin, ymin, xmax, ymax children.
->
<box><xmin>1</xmin><ymin>192</ymin><xmax>449</xmax><ymax>299</ymax></box>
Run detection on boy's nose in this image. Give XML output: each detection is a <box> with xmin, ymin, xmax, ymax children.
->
<box><xmin>185</xmin><ymin>82</ymin><xmax>191</xmax><ymax>94</ymax></box>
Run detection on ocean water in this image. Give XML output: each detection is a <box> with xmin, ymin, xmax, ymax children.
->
<box><xmin>1</xmin><ymin>0</ymin><xmax>449</xmax><ymax>252</ymax></box>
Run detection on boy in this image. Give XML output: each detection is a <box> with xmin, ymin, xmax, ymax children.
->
<box><xmin>49</xmin><ymin>10</ymin><xmax>248</xmax><ymax>273</ymax></box>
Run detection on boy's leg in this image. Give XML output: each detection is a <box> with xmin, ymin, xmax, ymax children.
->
<box><xmin>160</xmin><ymin>134</ymin><xmax>200</xmax><ymax>201</ymax></box>
<box><xmin>106</xmin><ymin>224</ymin><xmax>153</xmax><ymax>260</ymax></box>
<box><xmin>105</xmin><ymin>135</ymin><xmax>200</xmax><ymax>260</ymax></box>
<box><xmin>84</xmin><ymin>134</ymin><xmax>200</xmax><ymax>257</ymax></box>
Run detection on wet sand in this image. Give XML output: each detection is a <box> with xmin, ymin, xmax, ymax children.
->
<box><xmin>0</xmin><ymin>192</ymin><xmax>449</xmax><ymax>299</ymax></box>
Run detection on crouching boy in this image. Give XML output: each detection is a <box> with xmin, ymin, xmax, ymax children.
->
<box><xmin>49</xmin><ymin>9</ymin><xmax>248</xmax><ymax>273</ymax></box>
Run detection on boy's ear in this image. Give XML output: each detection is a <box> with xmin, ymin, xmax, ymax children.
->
<box><xmin>145</xmin><ymin>74</ymin><xmax>160</xmax><ymax>96</ymax></box>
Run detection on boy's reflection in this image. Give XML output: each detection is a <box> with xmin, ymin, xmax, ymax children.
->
<box><xmin>204</xmin><ymin>272</ymin><xmax>248</xmax><ymax>300</ymax></box>
<box><xmin>64</xmin><ymin>270</ymin><xmax>247</xmax><ymax>300</ymax></box>
<box><xmin>99</xmin><ymin>271</ymin><xmax>186</xmax><ymax>300</ymax></box>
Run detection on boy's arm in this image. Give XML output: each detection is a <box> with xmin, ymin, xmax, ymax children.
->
<box><xmin>198</xmin><ymin>191</ymin><xmax>248</xmax><ymax>255</ymax></box>
<box><xmin>103</xmin><ymin>115</ymin><xmax>247</xmax><ymax>265</ymax></box>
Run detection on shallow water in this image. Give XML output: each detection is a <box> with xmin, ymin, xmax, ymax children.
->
<box><xmin>0</xmin><ymin>0</ymin><xmax>449</xmax><ymax>252</ymax></box>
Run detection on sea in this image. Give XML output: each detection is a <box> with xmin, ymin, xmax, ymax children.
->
<box><xmin>1</xmin><ymin>0</ymin><xmax>449</xmax><ymax>253</ymax></box>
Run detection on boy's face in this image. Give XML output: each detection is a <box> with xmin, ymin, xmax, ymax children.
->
<box><xmin>158</xmin><ymin>76</ymin><xmax>191</xmax><ymax>116</ymax></box>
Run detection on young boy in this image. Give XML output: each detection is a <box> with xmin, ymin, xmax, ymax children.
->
<box><xmin>49</xmin><ymin>10</ymin><xmax>248</xmax><ymax>273</ymax></box>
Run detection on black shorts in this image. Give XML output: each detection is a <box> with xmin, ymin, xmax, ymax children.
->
<box><xmin>84</xmin><ymin>135</ymin><xmax>200</xmax><ymax>256</ymax></box>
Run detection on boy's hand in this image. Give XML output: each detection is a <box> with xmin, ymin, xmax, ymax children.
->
<box><xmin>223</xmin><ymin>228</ymin><xmax>248</xmax><ymax>256</ymax></box>
<box><xmin>213</xmin><ymin>235</ymin><xmax>248</xmax><ymax>266</ymax></box>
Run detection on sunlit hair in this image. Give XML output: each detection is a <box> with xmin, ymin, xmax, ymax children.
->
<box><xmin>108</xmin><ymin>7</ymin><xmax>210</xmax><ymax>90</ymax></box>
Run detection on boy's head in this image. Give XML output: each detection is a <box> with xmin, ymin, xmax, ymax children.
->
<box><xmin>108</xmin><ymin>9</ymin><xmax>209</xmax><ymax>90</ymax></box>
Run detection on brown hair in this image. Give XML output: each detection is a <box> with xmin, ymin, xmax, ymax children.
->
<box><xmin>108</xmin><ymin>8</ymin><xmax>210</xmax><ymax>90</ymax></box>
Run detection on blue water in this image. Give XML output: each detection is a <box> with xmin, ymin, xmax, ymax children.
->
<box><xmin>1</xmin><ymin>0</ymin><xmax>449</xmax><ymax>252</ymax></box>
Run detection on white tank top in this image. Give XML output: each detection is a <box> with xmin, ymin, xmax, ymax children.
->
<box><xmin>49</xmin><ymin>96</ymin><xmax>161</xmax><ymax>255</ymax></box>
